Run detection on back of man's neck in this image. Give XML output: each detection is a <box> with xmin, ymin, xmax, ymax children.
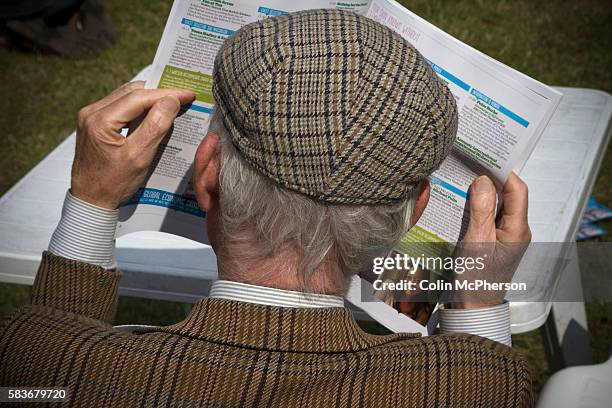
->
<box><xmin>216</xmin><ymin>244</ymin><xmax>344</xmax><ymax>295</ymax></box>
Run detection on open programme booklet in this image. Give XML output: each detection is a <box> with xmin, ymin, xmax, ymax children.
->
<box><xmin>117</xmin><ymin>0</ymin><xmax>562</xmax><ymax>334</ymax></box>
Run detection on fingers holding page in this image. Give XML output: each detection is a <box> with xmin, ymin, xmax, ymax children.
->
<box><xmin>95</xmin><ymin>88</ymin><xmax>196</xmax><ymax>131</ymax></box>
<box><xmin>497</xmin><ymin>172</ymin><xmax>531</xmax><ymax>243</ymax></box>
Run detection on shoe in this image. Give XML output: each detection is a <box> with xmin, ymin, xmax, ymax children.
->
<box><xmin>5</xmin><ymin>0</ymin><xmax>116</xmax><ymax>59</ymax></box>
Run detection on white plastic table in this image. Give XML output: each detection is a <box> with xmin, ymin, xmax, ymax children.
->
<box><xmin>0</xmin><ymin>67</ymin><xmax>610</xmax><ymax>366</ymax></box>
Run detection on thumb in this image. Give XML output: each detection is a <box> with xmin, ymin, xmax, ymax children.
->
<box><xmin>464</xmin><ymin>176</ymin><xmax>497</xmax><ymax>242</ymax></box>
<box><xmin>130</xmin><ymin>95</ymin><xmax>181</xmax><ymax>148</ymax></box>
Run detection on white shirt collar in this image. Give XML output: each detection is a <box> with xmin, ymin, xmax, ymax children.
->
<box><xmin>209</xmin><ymin>280</ymin><xmax>345</xmax><ymax>308</ymax></box>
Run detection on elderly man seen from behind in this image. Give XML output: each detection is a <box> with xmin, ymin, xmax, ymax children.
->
<box><xmin>0</xmin><ymin>9</ymin><xmax>532</xmax><ymax>407</ymax></box>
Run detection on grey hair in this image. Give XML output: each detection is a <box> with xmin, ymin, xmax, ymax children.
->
<box><xmin>209</xmin><ymin>108</ymin><xmax>418</xmax><ymax>293</ymax></box>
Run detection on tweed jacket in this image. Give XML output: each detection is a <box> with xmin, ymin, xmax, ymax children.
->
<box><xmin>0</xmin><ymin>252</ymin><xmax>532</xmax><ymax>407</ymax></box>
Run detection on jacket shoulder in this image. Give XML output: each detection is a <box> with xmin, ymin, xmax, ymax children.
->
<box><xmin>1</xmin><ymin>305</ymin><xmax>120</xmax><ymax>386</ymax></box>
<box><xmin>362</xmin><ymin>332</ymin><xmax>533</xmax><ymax>407</ymax></box>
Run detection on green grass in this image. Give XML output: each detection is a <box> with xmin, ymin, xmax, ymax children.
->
<box><xmin>0</xmin><ymin>0</ymin><xmax>610</xmax><ymax>397</ymax></box>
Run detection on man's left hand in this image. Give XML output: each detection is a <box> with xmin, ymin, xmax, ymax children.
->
<box><xmin>70</xmin><ymin>81</ymin><xmax>196</xmax><ymax>209</ymax></box>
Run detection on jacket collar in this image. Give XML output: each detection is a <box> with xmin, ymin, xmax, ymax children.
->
<box><xmin>136</xmin><ymin>298</ymin><xmax>419</xmax><ymax>353</ymax></box>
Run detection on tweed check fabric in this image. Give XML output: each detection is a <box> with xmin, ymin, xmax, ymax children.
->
<box><xmin>212</xmin><ymin>9</ymin><xmax>458</xmax><ymax>204</ymax></box>
<box><xmin>0</xmin><ymin>252</ymin><xmax>532</xmax><ymax>407</ymax></box>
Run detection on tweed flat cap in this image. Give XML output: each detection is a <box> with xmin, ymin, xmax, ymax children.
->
<box><xmin>212</xmin><ymin>9</ymin><xmax>458</xmax><ymax>204</ymax></box>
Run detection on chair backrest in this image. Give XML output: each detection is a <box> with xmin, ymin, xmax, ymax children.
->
<box><xmin>537</xmin><ymin>355</ymin><xmax>612</xmax><ymax>408</ymax></box>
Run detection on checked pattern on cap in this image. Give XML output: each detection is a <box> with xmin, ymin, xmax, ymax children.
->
<box><xmin>213</xmin><ymin>8</ymin><xmax>458</xmax><ymax>204</ymax></box>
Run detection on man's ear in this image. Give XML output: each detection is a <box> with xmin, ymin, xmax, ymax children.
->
<box><xmin>193</xmin><ymin>132</ymin><xmax>220</xmax><ymax>212</ymax></box>
<box><xmin>411</xmin><ymin>179</ymin><xmax>431</xmax><ymax>226</ymax></box>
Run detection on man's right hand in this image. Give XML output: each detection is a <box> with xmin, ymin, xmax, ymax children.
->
<box><xmin>451</xmin><ymin>173</ymin><xmax>531</xmax><ymax>308</ymax></box>
<box><xmin>464</xmin><ymin>173</ymin><xmax>531</xmax><ymax>244</ymax></box>
<box><xmin>70</xmin><ymin>81</ymin><xmax>196</xmax><ymax>210</ymax></box>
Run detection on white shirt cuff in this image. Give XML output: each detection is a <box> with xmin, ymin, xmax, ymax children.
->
<box><xmin>48</xmin><ymin>191</ymin><xmax>118</xmax><ymax>269</ymax></box>
<box><xmin>438</xmin><ymin>301</ymin><xmax>512</xmax><ymax>346</ymax></box>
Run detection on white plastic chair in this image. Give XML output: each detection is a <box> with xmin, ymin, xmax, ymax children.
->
<box><xmin>537</xmin><ymin>355</ymin><xmax>612</xmax><ymax>408</ymax></box>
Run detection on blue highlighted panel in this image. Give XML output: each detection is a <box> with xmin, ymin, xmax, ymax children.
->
<box><xmin>181</xmin><ymin>18</ymin><xmax>234</xmax><ymax>36</ymax></box>
<box><xmin>470</xmin><ymin>88</ymin><xmax>529</xmax><ymax>128</ymax></box>
<box><xmin>188</xmin><ymin>104</ymin><xmax>213</xmax><ymax>114</ymax></box>
<box><xmin>429</xmin><ymin>175</ymin><xmax>468</xmax><ymax>199</ymax></box>
<box><xmin>258</xmin><ymin>6</ymin><xmax>287</xmax><ymax>16</ymax></box>
<box><xmin>126</xmin><ymin>188</ymin><xmax>205</xmax><ymax>218</ymax></box>
<box><xmin>427</xmin><ymin>60</ymin><xmax>470</xmax><ymax>92</ymax></box>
